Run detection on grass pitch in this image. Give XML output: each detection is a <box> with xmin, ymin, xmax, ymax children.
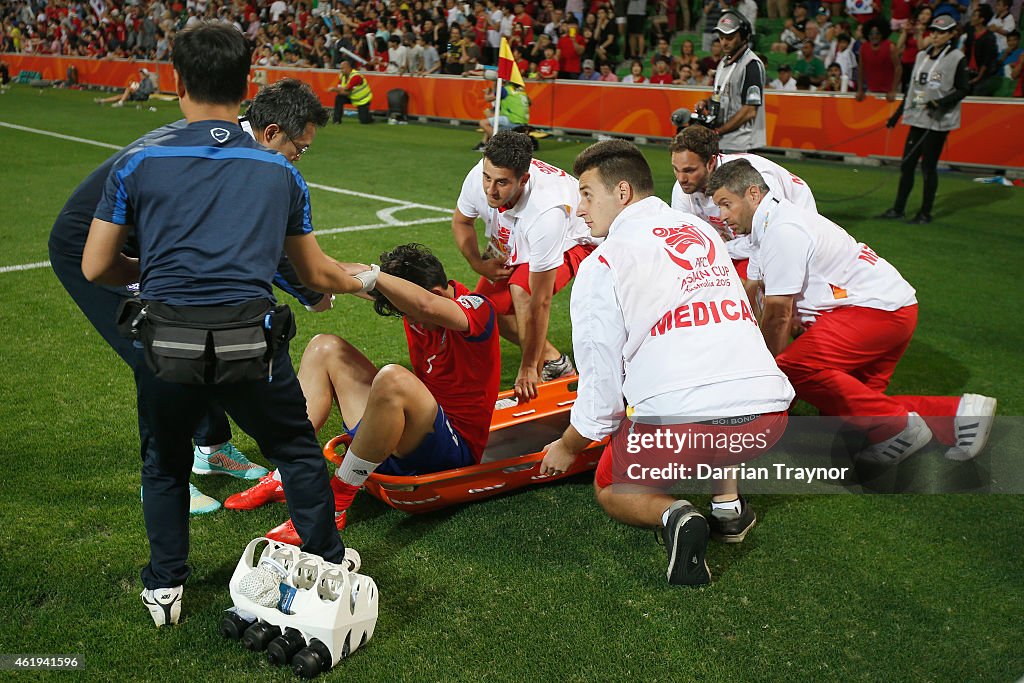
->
<box><xmin>0</xmin><ymin>86</ymin><xmax>1021</xmax><ymax>682</ymax></box>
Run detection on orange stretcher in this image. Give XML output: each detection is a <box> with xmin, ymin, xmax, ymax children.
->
<box><xmin>322</xmin><ymin>376</ymin><xmax>606</xmax><ymax>514</ymax></box>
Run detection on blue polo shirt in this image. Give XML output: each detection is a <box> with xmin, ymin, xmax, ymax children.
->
<box><xmin>93</xmin><ymin>119</ymin><xmax>313</xmax><ymax>306</ymax></box>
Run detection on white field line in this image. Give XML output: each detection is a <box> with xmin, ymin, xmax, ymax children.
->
<box><xmin>0</xmin><ymin>121</ymin><xmax>455</xmax><ymax>275</ymax></box>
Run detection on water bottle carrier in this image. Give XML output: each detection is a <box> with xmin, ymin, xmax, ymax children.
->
<box><xmin>223</xmin><ymin>538</ymin><xmax>378</xmax><ymax>678</ymax></box>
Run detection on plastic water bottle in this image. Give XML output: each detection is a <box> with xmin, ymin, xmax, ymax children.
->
<box><xmin>237</xmin><ymin>557</ymin><xmax>288</xmax><ymax>607</ymax></box>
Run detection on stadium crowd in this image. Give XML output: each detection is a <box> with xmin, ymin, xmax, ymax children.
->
<box><xmin>1</xmin><ymin>0</ymin><xmax>1020</xmax><ymax>96</ymax></box>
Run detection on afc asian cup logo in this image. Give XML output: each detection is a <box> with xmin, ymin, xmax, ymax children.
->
<box><xmin>653</xmin><ymin>225</ymin><xmax>716</xmax><ymax>271</ymax></box>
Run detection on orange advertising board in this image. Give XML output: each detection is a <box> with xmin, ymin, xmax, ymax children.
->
<box><xmin>5</xmin><ymin>54</ymin><xmax>1022</xmax><ymax>168</ymax></box>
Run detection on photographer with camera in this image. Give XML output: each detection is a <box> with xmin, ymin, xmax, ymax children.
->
<box><xmin>879</xmin><ymin>14</ymin><xmax>968</xmax><ymax>225</ymax></box>
<box><xmin>693</xmin><ymin>11</ymin><xmax>767</xmax><ymax>154</ymax></box>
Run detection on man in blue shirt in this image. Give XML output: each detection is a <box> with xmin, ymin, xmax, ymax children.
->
<box><xmin>81</xmin><ymin>23</ymin><xmax>369</xmax><ymax>627</ymax></box>
<box><xmin>49</xmin><ymin>78</ymin><xmax>334</xmax><ymax>515</ymax></box>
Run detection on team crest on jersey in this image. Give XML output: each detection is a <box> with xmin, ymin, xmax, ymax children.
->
<box><xmin>653</xmin><ymin>225</ymin><xmax>716</xmax><ymax>271</ymax></box>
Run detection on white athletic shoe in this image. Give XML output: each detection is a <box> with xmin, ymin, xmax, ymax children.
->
<box><xmin>945</xmin><ymin>394</ymin><xmax>997</xmax><ymax>461</ymax></box>
<box><xmin>857</xmin><ymin>413</ymin><xmax>933</xmax><ymax>465</ymax></box>
<box><xmin>342</xmin><ymin>547</ymin><xmax>361</xmax><ymax>573</ymax></box>
<box><xmin>141</xmin><ymin>586</ymin><xmax>183</xmax><ymax>627</ymax></box>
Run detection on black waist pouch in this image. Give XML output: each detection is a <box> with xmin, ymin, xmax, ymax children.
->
<box><xmin>116</xmin><ymin>298</ymin><xmax>295</xmax><ymax>385</ymax></box>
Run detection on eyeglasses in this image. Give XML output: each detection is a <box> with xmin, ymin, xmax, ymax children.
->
<box><xmin>284</xmin><ymin>132</ymin><xmax>310</xmax><ymax>159</ymax></box>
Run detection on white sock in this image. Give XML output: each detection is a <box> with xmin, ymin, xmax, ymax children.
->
<box><xmin>661</xmin><ymin>506</ymin><xmax>673</xmax><ymax>527</ymax></box>
<box><xmin>197</xmin><ymin>442</ymin><xmax>226</xmax><ymax>455</ymax></box>
<box><xmin>712</xmin><ymin>498</ymin><xmax>741</xmax><ymax>515</ymax></box>
<box><xmin>334</xmin><ymin>448</ymin><xmax>379</xmax><ymax>488</ymax></box>
<box><xmin>271</xmin><ymin>469</ymin><xmax>282</xmax><ymax>483</ymax></box>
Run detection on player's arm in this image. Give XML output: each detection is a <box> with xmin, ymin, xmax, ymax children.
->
<box><xmin>717</xmin><ymin>60</ymin><xmax>763</xmax><ymax>135</ymax></box>
<box><xmin>761</xmin><ymin>294</ymin><xmax>794</xmax><ymax>357</ymax></box>
<box><xmin>274</xmin><ymin>253</ymin><xmax>332</xmax><ymax>312</ymax></box>
<box><xmin>82</xmin><ymin>218</ymin><xmax>138</xmax><ymax>285</ymax></box>
<box><xmin>284</xmin><ymin>233</ymin><xmax>365</xmax><ymax>294</ymax></box>
<box><xmin>757</xmin><ymin>221</ymin><xmax>809</xmax><ymax>356</ymax></box>
<box><xmin>514</xmin><ymin>267</ymin><xmax>558</xmax><ymax>401</ymax></box>
<box><xmin>452</xmin><ymin>207</ymin><xmax>512</xmax><ymax>281</ymax></box>
<box><xmin>452</xmin><ymin>206</ymin><xmax>485</xmax><ymax>269</ymax></box>
<box><xmin>514</xmin><ymin>207</ymin><xmax>568</xmax><ymax>401</ymax></box>
<box><xmin>372</xmin><ymin>272</ymin><xmax>471</xmax><ymax>332</ymax></box>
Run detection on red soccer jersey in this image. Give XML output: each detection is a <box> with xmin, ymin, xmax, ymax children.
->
<box><xmin>650</xmin><ymin>72</ymin><xmax>674</xmax><ymax>84</ymax></box>
<box><xmin>403</xmin><ymin>282</ymin><xmax>501</xmax><ymax>462</ymax></box>
<box><xmin>539</xmin><ymin>58</ymin><xmax>559</xmax><ymax>78</ymax></box>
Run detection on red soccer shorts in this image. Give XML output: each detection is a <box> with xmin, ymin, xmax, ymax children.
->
<box><xmin>594</xmin><ymin>412</ymin><xmax>789</xmax><ymax>490</ymax></box>
<box><xmin>475</xmin><ymin>244</ymin><xmax>594</xmax><ymax>316</ymax></box>
<box><xmin>775</xmin><ymin>304</ymin><xmax>959</xmax><ymax>444</ymax></box>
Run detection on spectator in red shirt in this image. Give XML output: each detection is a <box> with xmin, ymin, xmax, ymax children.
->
<box><xmin>650</xmin><ymin>55</ymin><xmax>675</xmax><ymax>83</ymax></box>
<box><xmin>897</xmin><ymin>5</ymin><xmax>933</xmax><ymax>92</ymax></box>
<box><xmin>856</xmin><ymin>18</ymin><xmax>901</xmax><ymax>101</ymax></box>
<box><xmin>538</xmin><ymin>45</ymin><xmax>559</xmax><ymax>79</ymax></box>
<box><xmin>556</xmin><ymin>18</ymin><xmax>586</xmax><ymax>78</ymax></box>
<box><xmin>513</xmin><ymin>2</ymin><xmax>535</xmax><ymax>44</ymax></box>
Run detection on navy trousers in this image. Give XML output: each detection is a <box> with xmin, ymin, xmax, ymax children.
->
<box><xmin>134</xmin><ymin>342</ymin><xmax>346</xmax><ymax>588</ymax></box>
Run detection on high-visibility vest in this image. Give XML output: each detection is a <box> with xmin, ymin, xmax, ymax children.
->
<box><xmin>499</xmin><ymin>87</ymin><xmax>530</xmax><ymax>125</ymax></box>
<box><xmin>340</xmin><ymin>69</ymin><xmax>372</xmax><ymax>106</ymax></box>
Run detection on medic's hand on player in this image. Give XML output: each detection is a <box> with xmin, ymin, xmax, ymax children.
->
<box><xmin>474</xmin><ymin>257</ymin><xmax>514</xmax><ymax>282</ymax></box>
<box><xmin>514</xmin><ymin>364</ymin><xmax>540</xmax><ymax>403</ymax></box>
<box><xmin>539</xmin><ymin>438</ymin><xmax>577</xmax><ymax>476</ymax></box>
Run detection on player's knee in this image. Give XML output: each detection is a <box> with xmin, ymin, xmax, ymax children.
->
<box><xmin>593</xmin><ymin>482</ymin><xmax>620</xmax><ymax>518</ymax></box>
<box><xmin>304</xmin><ymin>333</ymin><xmax>345</xmax><ymax>359</ymax></box>
<box><xmin>369</xmin><ymin>363</ymin><xmax>417</xmax><ymax>401</ymax></box>
<box><xmin>302</xmin><ymin>334</ymin><xmax>360</xmax><ymax>370</ymax></box>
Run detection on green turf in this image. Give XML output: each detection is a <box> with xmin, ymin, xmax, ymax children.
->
<box><xmin>0</xmin><ymin>86</ymin><xmax>1022</xmax><ymax>682</ymax></box>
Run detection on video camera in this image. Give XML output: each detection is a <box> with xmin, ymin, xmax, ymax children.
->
<box><xmin>671</xmin><ymin>98</ymin><xmax>720</xmax><ymax>133</ymax></box>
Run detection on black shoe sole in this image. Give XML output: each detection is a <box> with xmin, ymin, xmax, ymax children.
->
<box><xmin>666</xmin><ymin>512</ymin><xmax>711</xmax><ymax>586</ymax></box>
<box><xmin>710</xmin><ymin>512</ymin><xmax>756</xmax><ymax>544</ymax></box>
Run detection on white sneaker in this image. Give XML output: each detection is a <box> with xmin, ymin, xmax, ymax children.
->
<box><xmin>141</xmin><ymin>586</ymin><xmax>183</xmax><ymax>626</ymax></box>
<box><xmin>857</xmin><ymin>413</ymin><xmax>933</xmax><ymax>465</ymax></box>
<box><xmin>342</xmin><ymin>547</ymin><xmax>361</xmax><ymax>573</ymax></box>
<box><xmin>945</xmin><ymin>394</ymin><xmax>997</xmax><ymax>461</ymax></box>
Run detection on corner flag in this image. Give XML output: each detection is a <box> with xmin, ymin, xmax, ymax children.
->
<box><xmin>497</xmin><ymin>38</ymin><xmax>525</xmax><ymax>88</ymax></box>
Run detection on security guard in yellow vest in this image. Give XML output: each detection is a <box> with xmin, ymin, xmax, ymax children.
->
<box><xmin>329</xmin><ymin>59</ymin><xmax>374</xmax><ymax>124</ymax></box>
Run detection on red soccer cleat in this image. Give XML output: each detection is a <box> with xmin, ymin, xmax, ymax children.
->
<box><xmin>265</xmin><ymin>512</ymin><xmax>348</xmax><ymax>546</ymax></box>
<box><xmin>223</xmin><ymin>474</ymin><xmax>287</xmax><ymax>510</ymax></box>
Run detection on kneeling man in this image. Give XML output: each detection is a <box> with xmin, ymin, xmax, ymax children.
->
<box><xmin>707</xmin><ymin>159</ymin><xmax>996</xmax><ymax>465</ymax></box>
<box><xmin>540</xmin><ymin>141</ymin><xmax>795</xmax><ymax>586</ymax></box>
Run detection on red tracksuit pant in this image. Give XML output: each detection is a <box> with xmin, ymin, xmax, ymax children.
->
<box><xmin>775</xmin><ymin>304</ymin><xmax>959</xmax><ymax>444</ymax></box>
